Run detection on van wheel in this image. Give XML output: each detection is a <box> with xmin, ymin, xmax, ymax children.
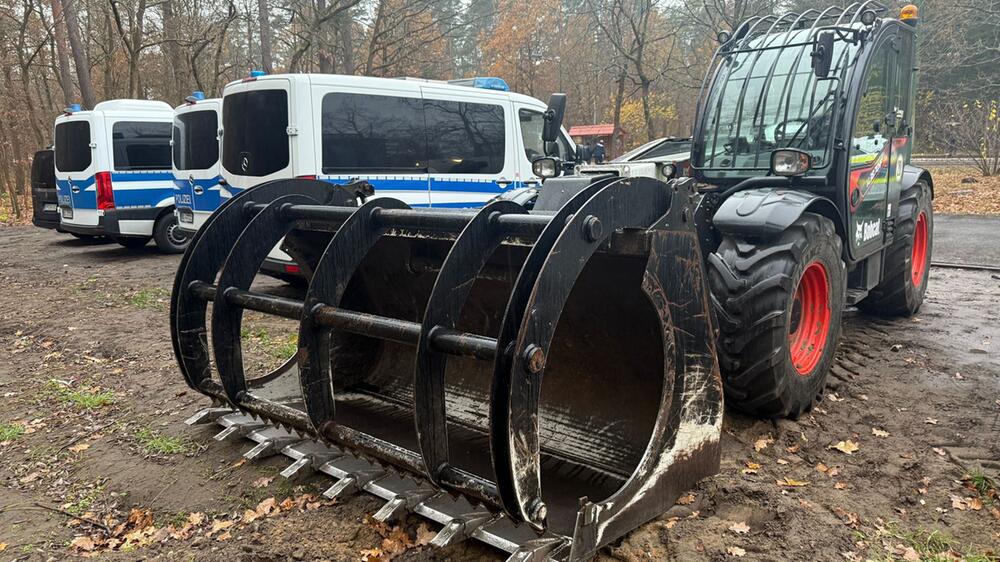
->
<box><xmin>153</xmin><ymin>213</ymin><xmax>191</xmax><ymax>254</ymax></box>
<box><xmin>707</xmin><ymin>213</ymin><xmax>845</xmax><ymax>419</ymax></box>
<box><xmin>114</xmin><ymin>236</ymin><xmax>151</xmax><ymax>249</ymax></box>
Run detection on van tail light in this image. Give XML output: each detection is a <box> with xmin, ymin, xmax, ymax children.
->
<box><xmin>284</xmin><ymin>264</ymin><xmax>301</xmax><ymax>274</ymax></box>
<box><xmin>96</xmin><ymin>171</ymin><xmax>115</xmax><ymax>210</ymax></box>
<box><xmin>296</xmin><ymin>175</ymin><xmax>317</xmax><ymax>180</ymax></box>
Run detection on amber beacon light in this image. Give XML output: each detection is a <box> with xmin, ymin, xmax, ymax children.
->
<box><xmin>900</xmin><ymin>4</ymin><xmax>919</xmax><ymax>22</ymax></box>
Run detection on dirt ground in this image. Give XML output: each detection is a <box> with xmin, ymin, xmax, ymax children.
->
<box><xmin>0</xmin><ymin>225</ymin><xmax>998</xmax><ymax>562</ymax></box>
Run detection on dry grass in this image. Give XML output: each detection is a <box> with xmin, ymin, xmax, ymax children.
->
<box><xmin>928</xmin><ymin>167</ymin><xmax>1000</xmax><ymax>216</ymax></box>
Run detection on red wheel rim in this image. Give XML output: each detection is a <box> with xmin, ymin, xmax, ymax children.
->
<box><xmin>911</xmin><ymin>211</ymin><xmax>928</xmax><ymax>287</ymax></box>
<box><xmin>788</xmin><ymin>262</ymin><xmax>831</xmax><ymax>376</ymax></box>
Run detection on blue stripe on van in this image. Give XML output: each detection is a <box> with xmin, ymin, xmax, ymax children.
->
<box><xmin>57</xmin><ymin>172</ymin><xmax>174</xmax><ymax>210</ymax></box>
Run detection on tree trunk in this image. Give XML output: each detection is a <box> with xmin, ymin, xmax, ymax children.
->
<box><xmin>640</xmin><ymin>75</ymin><xmax>655</xmax><ymax>141</ymax></box>
<box><xmin>611</xmin><ymin>66</ymin><xmax>627</xmax><ymax>159</ymax></box>
<box><xmin>49</xmin><ymin>0</ymin><xmax>76</xmax><ymax>106</ymax></box>
<box><xmin>62</xmin><ymin>0</ymin><xmax>97</xmax><ymax>107</ymax></box>
<box><xmin>337</xmin><ymin>7</ymin><xmax>354</xmax><ymax>74</ymax></box>
<box><xmin>317</xmin><ymin>0</ymin><xmax>334</xmax><ymax>73</ymax></box>
<box><xmin>258</xmin><ymin>0</ymin><xmax>273</xmax><ymax>72</ymax></box>
<box><xmin>162</xmin><ymin>0</ymin><xmax>185</xmax><ymax>102</ymax></box>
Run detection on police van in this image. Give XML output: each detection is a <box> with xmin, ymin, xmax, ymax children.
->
<box><xmin>54</xmin><ymin>100</ymin><xmax>191</xmax><ymax>252</ymax></box>
<box><xmin>171</xmin><ymin>92</ymin><xmax>224</xmax><ymax>234</ymax></box>
<box><xmin>220</xmin><ymin>73</ymin><xmax>577</xmax><ymax>277</ymax></box>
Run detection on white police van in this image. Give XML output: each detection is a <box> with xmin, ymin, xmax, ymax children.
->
<box><xmin>219</xmin><ymin>72</ymin><xmax>576</xmax><ymax>277</ymax></box>
<box><xmin>171</xmin><ymin>92</ymin><xmax>224</xmax><ymax>234</ymax></box>
<box><xmin>54</xmin><ymin>100</ymin><xmax>190</xmax><ymax>252</ymax></box>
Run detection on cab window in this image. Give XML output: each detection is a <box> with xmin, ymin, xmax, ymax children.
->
<box><xmin>850</xmin><ymin>43</ymin><xmax>891</xmax><ymax>160</ymax></box>
<box><xmin>112</xmin><ymin>121</ymin><xmax>172</xmax><ymax>170</ymax></box>
<box><xmin>55</xmin><ymin>121</ymin><xmax>92</xmax><ymax>172</ymax></box>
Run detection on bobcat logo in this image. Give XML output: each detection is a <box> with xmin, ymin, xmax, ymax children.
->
<box><xmin>856</xmin><ymin>219</ymin><xmax>881</xmax><ymax>243</ymax></box>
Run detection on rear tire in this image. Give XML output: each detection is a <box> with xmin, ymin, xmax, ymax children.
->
<box><xmin>153</xmin><ymin>212</ymin><xmax>191</xmax><ymax>254</ymax></box>
<box><xmin>708</xmin><ymin>213</ymin><xmax>845</xmax><ymax>418</ymax></box>
<box><xmin>113</xmin><ymin>236</ymin><xmax>151</xmax><ymax>249</ymax></box>
<box><xmin>858</xmin><ymin>181</ymin><xmax>932</xmax><ymax>316</ymax></box>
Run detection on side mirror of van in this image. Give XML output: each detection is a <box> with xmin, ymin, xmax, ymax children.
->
<box><xmin>811</xmin><ymin>32</ymin><xmax>835</xmax><ymax>79</ymax></box>
<box><xmin>542</xmin><ymin>93</ymin><xmax>567</xmax><ymax>147</ymax></box>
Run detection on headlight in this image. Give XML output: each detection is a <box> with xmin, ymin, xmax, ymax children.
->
<box><xmin>660</xmin><ymin>163</ymin><xmax>676</xmax><ymax>178</ymax></box>
<box><xmin>531</xmin><ymin>157</ymin><xmax>560</xmax><ymax>179</ymax></box>
<box><xmin>770</xmin><ymin>149</ymin><xmax>811</xmax><ymax>177</ymax></box>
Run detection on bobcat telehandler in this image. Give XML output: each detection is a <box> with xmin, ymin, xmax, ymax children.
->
<box><xmin>170</xmin><ymin>3</ymin><xmax>931</xmax><ymax>560</ymax></box>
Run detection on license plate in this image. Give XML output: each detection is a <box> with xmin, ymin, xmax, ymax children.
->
<box><xmin>61</xmin><ymin>207</ymin><xmax>73</xmax><ymax>219</ymax></box>
<box><xmin>43</xmin><ymin>203</ymin><xmax>57</xmax><ymax>212</ymax></box>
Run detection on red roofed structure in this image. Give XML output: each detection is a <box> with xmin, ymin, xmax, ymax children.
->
<box><xmin>567</xmin><ymin>124</ymin><xmax>627</xmax><ymax>160</ymax></box>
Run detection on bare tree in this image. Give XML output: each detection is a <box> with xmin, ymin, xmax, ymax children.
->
<box><xmin>61</xmin><ymin>0</ymin><xmax>95</xmax><ymax>106</ymax></box>
<box><xmin>47</xmin><ymin>0</ymin><xmax>75</xmax><ymax>104</ymax></box>
<box><xmin>258</xmin><ymin>0</ymin><xmax>273</xmax><ymax>72</ymax></box>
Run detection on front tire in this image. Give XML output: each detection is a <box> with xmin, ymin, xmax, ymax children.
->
<box><xmin>153</xmin><ymin>212</ymin><xmax>191</xmax><ymax>254</ymax></box>
<box><xmin>858</xmin><ymin>181</ymin><xmax>932</xmax><ymax>316</ymax></box>
<box><xmin>708</xmin><ymin>213</ymin><xmax>845</xmax><ymax>418</ymax></box>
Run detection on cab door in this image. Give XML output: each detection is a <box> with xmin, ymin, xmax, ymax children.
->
<box><xmin>886</xmin><ymin>31</ymin><xmax>915</xmax><ymax>222</ymax></box>
<box><xmin>848</xmin><ymin>35</ymin><xmax>895</xmax><ymax>255</ymax></box>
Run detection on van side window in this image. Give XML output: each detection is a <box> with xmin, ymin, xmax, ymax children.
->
<box><xmin>223</xmin><ymin>90</ymin><xmax>289</xmax><ymax>176</ymax></box>
<box><xmin>322</xmin><ymin>93</ymin><xmax>427</xmax><ymax>172</ymax></box>
<box><xmin>112</xmin><ymin>121</ymin><xmax>172</xmax><ymax>170</ymax></box>
<box><xmin>424</xmin><ymin>100</ymin><xmax>505</xmax><ymax>174</ymax></box>
<box><xmin>55</xmin><ymin>121</ymin><xmax>92</xmax><ymax>172</ymax></box>
<box><xmin>518</xmin><ymin>109</ymin><xmax>573</xmax><ymax>161</ymax></box>
<box><xmin>173</xmin><ymin>110</ymin><xmax>219</xmax><ymax>171</ymax></box>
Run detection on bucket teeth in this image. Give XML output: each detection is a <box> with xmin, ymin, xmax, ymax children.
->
<box><xmin>373</xmin><ymin>489</ymin><xmax>438</xmax><ymax>523</ymax></box>
<box><xmin>505</xmin><ymin>538</ymin><xmax>568</xmax><ymax>562</ymax></box>
<box><xmin>320</xmin><ymin>469</ymin><xmax>385</xmax><ymax>499</ymax></box>
<box><xmin>243</xmin><ymin>436</ymin><xmax>299</xmax><ymax>461</ymax></box>
<box><xmin>185</xmin><ymin>407</ymin><xmax>233</xmax><ymax>426</ymax></box>
<box><xmin>430</xmin><ymin>511</ymin><xmax>495</xmax><ymax>547</ymax></box>
<box><xmin>280</xmin><ymin>451</ymin><xmax>341</xmax><ymax>481</ymax></box>
<box><xmin>213</xmin><ymin>420</ymin><xmax>266</xmax><ymax>441</ymax></box>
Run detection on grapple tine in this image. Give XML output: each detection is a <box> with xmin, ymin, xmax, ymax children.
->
<box><xmin>280</xmin><ymin>457</ymin><xmax>312</xmax><ymax>480</ymax></box>
<box><xmin>244</xmin><ymin>435</ymin><xmax>299</xmax><ymax>461</ymax></box>
<box><xmin>505</xmin><ymin>538</ymin><xmax>568</xmax><ymax>562</ymax></box>
<box><xmin>214</xmin><ymin>419</ymin><xmax>266</xmax><ymax>441</ymax></box>
<box><xmin>321</xmin><ymin>476</ymin><xmax>359</xmax><ymax>499</ymax></box>
<box><xmin>185</xmin><ymin>407</ymin><xmax>232</xmax><ymax>426</ymax></box>
<box><xmin>430</xmin><ymin>511</ymin><xmax>496</xmax><ymax>547</ymax></box>
<box><xmin>372</xmin><ymin>489</ymin><xmax>439</xmax><ymax>523</ymax></box>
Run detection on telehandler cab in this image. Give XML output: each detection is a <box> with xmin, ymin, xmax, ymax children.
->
<box><xmin>171</xmin><ymin>3</ymin><xmax>930</xmax><ymax>559</ymax></box>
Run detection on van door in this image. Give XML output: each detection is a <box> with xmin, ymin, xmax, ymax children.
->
<box><xmin>422</xmin><ymin>88</ymin><xmax>513</xmax><ymax>208</ymax></box>
<box><xmin>54</xmin><ymin>116</ymin><xmax>97</xmax><ymax>225</ymax></box>
<box><xmin>317</xmin><ymin>89</ymin><xmax>430</xmax><ymax>206</ymax></box>
<box><xmin>221</xmin><ymin>79</ymin><xmax>293</xmax><ymax>191</ymax></box>
<box><xmin>173</xmin><ymin>104</ymin><xmax>223</xmax><ymax>228</ymax></box>
<box><xmin>107</xmin><ymin>118</ymin><xmax>174</xmax><ymax>216</ymax></box>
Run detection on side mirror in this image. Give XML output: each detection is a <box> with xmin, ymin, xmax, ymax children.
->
<box><xmin>542</xmin><ymin>93</ymin><xmax>567</xmax><ymax>146</ymax></box>
<box><xmin>811</xmin><ymin>32</ymin><xmax>835</xmax><ymax>79</ymax></box>
<box><xmin>532</xmin><ymin>156</ymin><xmax>561</xmax><ymax>179</ymax></box>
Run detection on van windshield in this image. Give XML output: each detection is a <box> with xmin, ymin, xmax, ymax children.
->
<box><xmin>55</xmin><ymin>121</ymin><xmax>92</xmax><ymax>172</ymax></box>
<box><xmin>173</xmin><ymin>109</ymin><xmax>219</xmax><ymax>171</ymax></box>
<box><xmin>223</xmin><ymin>89</ymin><xmax>289</xmax><ymax>176</ymax></box>
<box><xmin>112</xmin><ymin>121</ymin><xmax>172</xmax><ymax>170</ymax></box>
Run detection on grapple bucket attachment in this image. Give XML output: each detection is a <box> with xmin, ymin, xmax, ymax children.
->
<box><xmin>170</xmin><ymin>176</ymin><xmax>723</xmax><ymax>560</ymax></box>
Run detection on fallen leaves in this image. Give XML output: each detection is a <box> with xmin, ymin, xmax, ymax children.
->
<box><xmin>950</xmin><ymin>495</ymin><xmax>983</xmax><ymax>511</ymax></box>
<box><xmin>741</xmin><ymin>461</ymin><xmax>760</xmax><ymax>475</ymax></box>
<box><xmin>676</xmin><ymin>494</ymin><xmax>696</xmax><ymax>505</ymax></box>
<box><xmin>754</xmin><ymin>435</ymin><xmax>774</xmax><ymax>452</ymax></box>
<box><xmin>871</xmin><ymin>428</ymin><xmax>890</xmax><ymax>438</ymax></box>
<box><xmin>729</xmin><ymin>521</ymin><xmax>750</xmax><ymax>534</ymax></box>
<box><xmin>830</xmin><ymin>440</ymin><xmax>860</xmax><ymax>455</ymax></box>
<box><xmin>252</xmin><ymin>475</ymin><xmax>275</xmax><ymax>488</ymax></box>
<box><xmin>362</xmin><ymin>516</ymin><xmax>437</xmax><ymax>561</ymax></box>
<box><xmin>67</xmin><ymin>493</ymin><xmax>334</xmax><ymax>556</ymax></box>
<box><xmin>68</xmin><ymin>442</ymin><xmax>91</xmax><ymax>453</ymax></box>
<box><xmin>924</xmin><ymin>418</ymin><xmax>939</xmax><ymax>425</ymax></box>
<box><xmin>727</xmin><ymin>546</ymin><xmax>747</xmax><ymax>557</ymax></box>
<box><xmin>776</xmin><ymin>477</ymin><xmax>810</xmax><ymax>487</ymax></box>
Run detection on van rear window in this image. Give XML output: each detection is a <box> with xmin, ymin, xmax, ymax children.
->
<box><xmin>322</xmin><ymin>93</ymin><xmax>427</xmax><ymax>173</ymax></box>
<box><xmin>173</xmin><ymin>110</ymin><xmax>219</xmax><ymax>171</ymax></box>
<box><xmin>223</xmin><ymin>90</ymin><xmax>289</xmax><ymax>176</ymax></box>
<box><xmin>31</xmin><ymin>150</ymin><xmax>56</xmax><ymax>188</ymax></box>
<box><xmin>112</xmin><ymin>121</ymin><xmax>172</xmax><ymax>170</ymax></box>
<box><xmin>55</xmin><ymin>121</ymin><xmax>92</xmax><ymax>172</ymax></box>
<box><xmin>424</xmin><ymin>100</ymin><xmax>505</xmax><ymax>174</ymax></box>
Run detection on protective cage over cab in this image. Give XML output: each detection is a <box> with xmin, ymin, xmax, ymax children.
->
<box><xmin>170</xmin><ymin>173</ymin><xmax>722</xmax><ymax>560</ymax></box>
